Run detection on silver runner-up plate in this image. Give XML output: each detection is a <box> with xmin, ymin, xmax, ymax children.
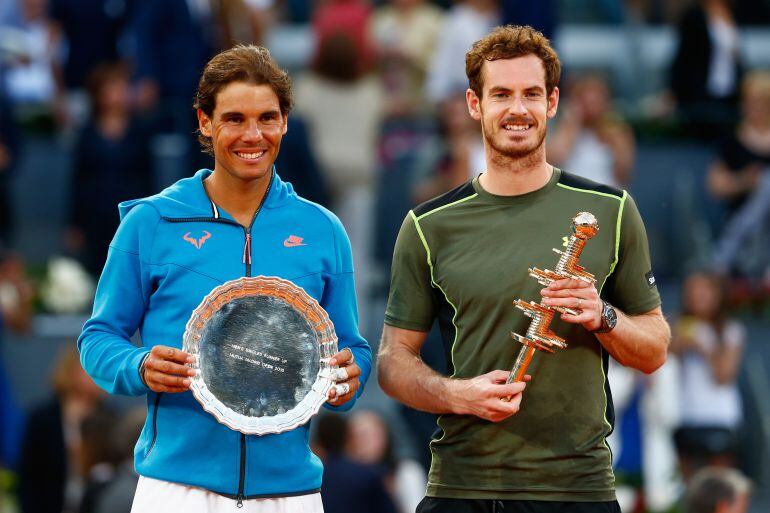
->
<box><xmin>182</xmin><ymin>276</ymin><xmax>338</xmax><ymax>435</ymax></box>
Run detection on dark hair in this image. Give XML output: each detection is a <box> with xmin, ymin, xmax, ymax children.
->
<box><xmin>465</xmin><ymin>25</ymin><xmax>561</xmax><ymax>99</ymax></box>
<box><xmin>86</xmin><ymin>61</ymin><xmax>130</xmax><ymax>118</ymax></box>
<box><xmin>194</xmin><ymin>45</ymin><xmax>293</xmax><ymax>155</ymax></box>
<box><xmin>684</xmin><ymin>467</ymin><xmax>751</xmax><ymax>513</ymax></box>
<box><xmin>314</xmin><ymin>32</ymin><xmax>361</xmax><ymax>83</ymax></box>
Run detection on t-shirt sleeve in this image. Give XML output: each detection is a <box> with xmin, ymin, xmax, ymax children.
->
<box><xmin>384</xmin><ymin>212</ymin><xmax>438</xmax><ymax>331</ymax></box>
<box><xmin>601</xmin><ymin>194</ymin><xmax>662</xmax><ymax>315</ymax></box>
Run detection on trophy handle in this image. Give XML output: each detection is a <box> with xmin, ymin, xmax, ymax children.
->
<box><xmin>507</xmin><ymin>344</ymin><xmax>535</xmax><ymax>384</ymax></box>
<box><xmin>501</xmin><ymin>343</ymin><xmax>535</xmax><ymax>402</ymax></box>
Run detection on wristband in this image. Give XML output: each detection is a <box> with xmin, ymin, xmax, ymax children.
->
<box><xmin>139</xmin><ymin>353</ymin><xmax>151</xmax><ymax>387</ymax></box>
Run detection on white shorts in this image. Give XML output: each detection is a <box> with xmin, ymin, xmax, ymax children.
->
<box><xmin>131</xmin><ymin>476</ymin><xmax>324</xmax><ymax>513</ymax></box>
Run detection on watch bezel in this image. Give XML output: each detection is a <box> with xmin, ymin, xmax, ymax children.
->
<box><xmin>592</xmin><ymin>300</ymin><xmax>617</xmax><ymax>334</ymax></box>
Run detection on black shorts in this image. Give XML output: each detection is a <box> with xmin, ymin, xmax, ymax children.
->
<box><xmin>416</xmin><ymin>497</ymin><xmax>621</xmax><ymax>513</ymax></box>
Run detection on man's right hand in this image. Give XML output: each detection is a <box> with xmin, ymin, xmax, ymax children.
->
<box><xmin>449</xmin><ymin>370</ymin><xmax>528</xmax><ymax>422</ymax></box>
<box><xmin>141</xmin><ymin>345</ymin><xmax>196</xmax><ymax>393</ymax></box>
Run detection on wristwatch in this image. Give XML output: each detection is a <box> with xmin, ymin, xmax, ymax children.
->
<box><xmin>592</xmin><ymin>300</ymin><xmax>617</xmax><ymax>334</ymax></box>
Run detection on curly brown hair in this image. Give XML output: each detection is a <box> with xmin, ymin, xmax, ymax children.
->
<box><xmin>194</xmin><ymin>45</ymin><xmax>293</xmax><ymax>155</ymax></box>
<box><xmin>466</xmin><ymin>25</ymin><xmax>561</xmax><ymax>99</ymax></box>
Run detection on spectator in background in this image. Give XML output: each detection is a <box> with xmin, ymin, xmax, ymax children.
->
<box><xmin>130</xmin><ymin>0</ymin><xmax>219</xmax><ymax>176</ymax></box>
<box><xmin>19</xmin><ymin>345</ymin><xmax>106</xmax><ymax>513</ymax></box>
<box><xmin>347</xmin><ymin>410</ymin><xmax>426</xmax><ymax>513</ymax></box>
<box><xmin>313</xmin><ymin>0</ymin><xmax>375</xmax><ymax>76</ymax></box>
<box><xmin>131</xmin><ymin>0</ymin><xmax>218</xmax><ymax>120</ymax></box>
<box><xmin>411</xmin><ymin>90</ymin><xmax>484</xmax><ymax>203</ymax></box>
<box><xmin>708</xmin><ymin>73</ymin><xmax>770</xmax><ymax>280</ymax></box>
<box><xmin>314</xmin><ymin>413</ymin><xmax>398</xmax><ymax>513</ymax></box>
<box><xmin>368</xmin><ymin>0</ymin><xmax>444</xmax><ymax>288</ymax></box>
<box><xmin>48</xmin><ymin>0</ymin><xmax>129</xmax><ymax>127</ymax></box>
<box><xmin>370</xmin><ymin>0</ymin><xmax>444</xmax><ymax>116</ymax></box>
<box><xmin>220</xmin><ymin>0</ymin><xmax>272</xmax><ymax>47</ymax></box>
<box><xmin>78</xmin><ymin>408</ymin><xmax>119</xmax><ymax>513</ymax></box>
<box><xmin>0</xmin><ymin>249</ymin><xmax>34</xmax><ymax>333</ymax></box>
<box><xmin>425</xmin><ymin>0</ymin><xmax>499</xmax><ymax>104</ymax></box>
<box><xmin>708</xmin><ymin>70</ymin><xmax>770</xmax><ymax>219</ymax></box>
<box><xmin>0</xmin><ymin>247</ymin><xmax>34</xmax><ymax>472</ymax></box>
<box><xmin>2</xmin><ymin>0</ymin><xmax>58</xmax><ymax>108</ymax></box>
<box><xmin>273</xmin><ymin>116</ymin><xmax>330</xmax><ymax>207</ymax></box>
<box><xmin>548</xmin><ymin>73</ymin><xmax>635</xmax><ymax>188</ymax></box>
<box><xmin>670</xmin><ymin>272</ymin><xmax>745</xmax><ymax>483</ymax></box>
<box><xmin>294</xmin><ymin>31</ymin><xmax>384</xmax><ymax>304</ymax></box>
<box><xmin>501</xmin><ymin>0</ymin><xmax>556</xmax><ymax>40</ymax></box>
<box><xmin>0</xmin><ymin>86</ymin><xmax>21</xmax><ymax>243</ymax></box>
<box><xmin>86</xmin><ymin>408</ymin><xmax>146</xmax><ymax>513</ymax></box>
<box><xmin>710</xmin><ymin>171</ymin><xmax>770</xmax><ymax>283</ymax></box>
<box><xmin>670</xmin><ymin>0</ymin><xmax>742</xmax><ymax>139</ymax></box>
<box><xmin>683</xmin><ymin>467</ymin><xmax>751</xmax><ymax>513</ymax></box>
<box><xmin>66</xmin><ymin>62</ymin><xmax>153</xmax><ymax>275</ymax></box>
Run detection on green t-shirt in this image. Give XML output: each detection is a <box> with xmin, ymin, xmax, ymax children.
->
<box><xmin>385</xmin><ymin>168</ymin><xmax>661</xmax><ymax>501</ymax></box>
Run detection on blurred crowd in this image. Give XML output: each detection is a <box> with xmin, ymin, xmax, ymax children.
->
<box><xmin>1</xmin><ymin>0</ymin><xmax>770</xmax><ymax>512</ymax></box>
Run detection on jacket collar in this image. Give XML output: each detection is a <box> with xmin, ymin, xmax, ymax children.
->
<box><xmin>119</xmin><ymin>166</ymin><xmax>294</xmax><ymax>220</ymax></box>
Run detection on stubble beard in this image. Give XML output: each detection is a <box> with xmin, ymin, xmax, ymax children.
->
<box><xmin>483</xmin><ymin>120</ymin><xmax>547</xmax><ymax>164</ymax></box>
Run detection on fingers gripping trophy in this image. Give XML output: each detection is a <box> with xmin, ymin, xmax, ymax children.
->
<box><xmin>506</xmin><ymin>212</ymin><xmax>599</xmax><ymax>385</ymax></box>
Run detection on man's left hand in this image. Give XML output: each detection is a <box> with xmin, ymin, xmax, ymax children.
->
<box><xmin>327</xmin><ymin>348</ymin><xmax>361</xmax><ymax>406</ymax></box>
<box><xmin>541</xmin><ymin>278</ymin><xmax>602</xmax><ymax>332</ymax></box>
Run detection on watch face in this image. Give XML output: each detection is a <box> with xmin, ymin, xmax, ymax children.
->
<box><xmin>605</xmin><ymin>302</ymin><xmax>618</xmax><ymax>329</ymax></box>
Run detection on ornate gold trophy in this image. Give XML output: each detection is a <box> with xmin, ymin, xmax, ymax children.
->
<box><xmin>506</xmin><ymin>212</ymin><xmax>599</xmax><ymax>385</ymax></box>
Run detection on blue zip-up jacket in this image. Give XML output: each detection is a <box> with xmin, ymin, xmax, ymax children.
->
<box><xmin>78</xmin><ymin>169</ymin><xmax>372</xmax><ymax>499</ymax></box>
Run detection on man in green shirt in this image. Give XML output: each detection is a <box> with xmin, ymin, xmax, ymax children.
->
<box><xmin>378</xmin><ymin>25</ymin><xmax>671</xmax><ymax>513</ymax></box>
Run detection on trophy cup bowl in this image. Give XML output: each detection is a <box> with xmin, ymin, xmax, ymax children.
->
<box><xmin>573</xmin><ymin>212</ymin><xmax>599</xmax><ymax>239</ymax></box>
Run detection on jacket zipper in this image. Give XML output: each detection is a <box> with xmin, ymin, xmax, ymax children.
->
<box><xmin>237</xmin><ymin>433</ymin><xmax>246</xmax><ymax>507</ymax></box>
<box><xmin>235</xmin><ymin>179</ymin><xmax>272</xmax><ymax>507</ymax></box>
<box><xmin>146</xmin><ymin>393</ymin><xmax>162</xmax><ymax>456</ymax></box>
<box><xmin>167</xmin><ymin>176</ymin><xmax>273</xmax><ymax>507</ymax></box>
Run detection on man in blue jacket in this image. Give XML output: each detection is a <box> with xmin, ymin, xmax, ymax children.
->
<box><xmin>78</xmin><ymin>45</ymin><xmax>371</xmax><ymax>512</ymax></box>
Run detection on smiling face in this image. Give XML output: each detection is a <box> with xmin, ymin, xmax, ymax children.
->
<box><xmin>197</xmin><ymin>81</ymin><xmax>287</xmax><ymax>185</ymax></box>
<box><xmin>467</xmin><ymin>55</ymin><xmax>559</xmax><ymax>162</ymax></box>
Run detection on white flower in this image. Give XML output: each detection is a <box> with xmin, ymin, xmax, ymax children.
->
<box><xmin>41</xmin><ymin>257</ymin><xmax>95</xmax><ymax>314</ymax></box>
